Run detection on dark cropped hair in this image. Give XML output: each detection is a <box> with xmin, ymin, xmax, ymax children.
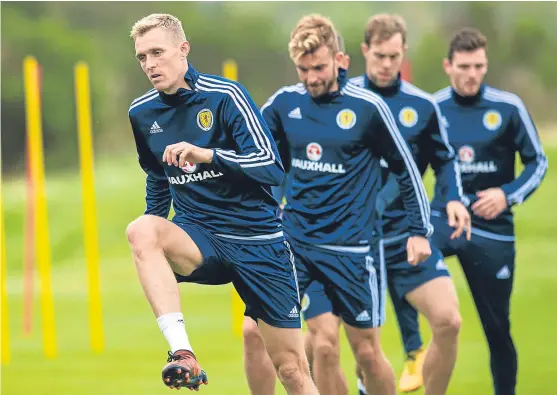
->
<box><xmin>448</xmin><ymin>28</ymin><xmax>488</xmax><ymax>62</ymax></box>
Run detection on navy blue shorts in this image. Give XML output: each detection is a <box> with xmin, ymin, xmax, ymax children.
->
<box><xmin>299</xmin><ymin>239</ymin><xmax>390</xmax><ymax>326</ymax></box>
<box><xmin>173</xmin><ymin>222</ymin><xmax>301</xmax><ymax>329</ymax></box>
<box><xmin>430</xmin><ymin>213</ymin><xmax>515</xmax><ymax>283</ymax></box>
<box><xmin>382</xmin><ymin>234</ymin><xmax>450</xmax><ymax>303</ymax></box>
<box><xmin>290</xmin><ymin>237</ymin><xmax>381</xmax><ymax>329</ymax></box>
<box><xmin>301</xmin><ymin>281</ymin><xmax>334</xmax><ymax>321</ymax></box>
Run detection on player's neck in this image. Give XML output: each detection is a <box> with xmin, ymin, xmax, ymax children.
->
<box><xmin>162</xmin><ymin>83</ymin><xmax>189</xmax><ymax>95</ymax></box>
<box><xmin>366</xmin><ymin>73</ymin><xmax>400</xmax><ymax>96</ymax></box>
<box><xmin>452</xmin><ymin>84</ymin><xmax>484</xmax><ymax>105</ymax></box>
<box><xmin>161</xmin><ymin>65</ymin><xmax>192</xmax><ymax>94</ymax></box>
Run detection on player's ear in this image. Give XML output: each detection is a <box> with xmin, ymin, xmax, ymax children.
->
<box><xmin>442</xmin><ymin>58</ymin><xmax>451</xmax><ymax>76</ymax></box>
<box><xmin>344</xmin><ymin>55</ymin><xmax>351</xmax><ymax>69</ymax></box>
<box><xmin>180</xmin><ymin>41</ymin><xmax>190</xmax><ymax>59</ymax></box>
<box><xmin>360</xmin><ymin>42</ymin><xmax>369</xmax><ymax>57</ymax></box>
<box><xmin>335</xmin><ymin>51</ymin><xmax>344</xmax><ymax>64</ymax></box>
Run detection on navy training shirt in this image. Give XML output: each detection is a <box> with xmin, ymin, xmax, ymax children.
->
<box><xmin>432</xmin><ymin>84</ymin><xmax>548</xmax><ymax>240</ymax></box>
<box><xmin>351</xmin><ymin>74</ymin><xmax>465</xmax><ymax>242</ymax></box>
<box><xmin>128</xmin><ymin>64</ymin><xmax>286</xmax><ymax>243</ymax></box>
<box><xmin>261</xmin><ymin>71</ymin><xmax>433</xmax><ymax>247</ymax></box>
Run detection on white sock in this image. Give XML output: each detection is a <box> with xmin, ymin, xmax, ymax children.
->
<box><xmin>156</xmin><ymin>312</ymin><xmax>193</xmax><ymax>354</ymax></box>
<box><xmin>357</xmin><ymin>378</ymin><xmax>367</xmax><ymax>394</ymax></box>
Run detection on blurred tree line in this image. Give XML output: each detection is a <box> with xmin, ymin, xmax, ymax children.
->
<box><xmin>2</xmin><ymin>2</ymin><xmax>556</xmax><ymax>175</ymax></box>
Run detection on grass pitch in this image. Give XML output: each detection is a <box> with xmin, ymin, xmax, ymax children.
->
<box><xmin>2</xmin><ymin>138</ymin><xmax>556</xmax><ymax>395</ymax></box>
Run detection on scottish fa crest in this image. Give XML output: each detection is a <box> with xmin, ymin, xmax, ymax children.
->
<box><xmin>197</xmin><ymin>108</ymin><xmax>213</xmax><ymax>131</ymax></box>
<box><xmin>483</xmin><ymin>110</ymin><xmax>502</xmax><ymax>131</ymax></box>
<box><xmin>399</xmin><ymin>107</ymin><xmax>418</xmax><ymax>128</ymax></box>
<box><xmin>336</xmin><ymin>109</ymin><xmax>357</xmax><ymax>130</ymax></box>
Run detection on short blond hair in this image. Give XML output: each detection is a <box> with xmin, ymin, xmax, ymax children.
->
<box><xmin>289</xmin><ymin>14</ymin><xmax>339</xmax><ymax>61</ymax></box>
<box><xmin>130</xmin><ymin>13</ymin><xmax>186</xmax><ymax>42</ymax></box>
<box><xmin>364</xmin><ymin>14</ymin><xmax>407</xmax><ymax>46</ymax></box>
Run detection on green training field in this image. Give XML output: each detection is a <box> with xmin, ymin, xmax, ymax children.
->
<box><xmin>2</xmin><ymin>138</ymin><xmax>556</xmax><ymax>395</ymax></box>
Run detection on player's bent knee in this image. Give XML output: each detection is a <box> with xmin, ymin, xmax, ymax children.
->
<box><xmin>313</xmin><ymin>338</ymin><xmax>340</xmax><ymax>366</ymax></box>
<box><xmin>126</xmin><ymin>215</ymin><xmax>161</xmax><ymax>250</ymax></box>
<box><xmin>242</xmin><ymin>316</ymin><xmax>259</xmax><ymax>335</ymax></box>
<box><xmin>276</xmin><ymin>358</ymin><xmax>306</xmax><ymax>390</ymax></box>
<box><xmin>431</xmin><ymin>310</ymin><xmax>461</xmax><ymax>338</ymax></box>
<box><xmin>243</xmin><ymin>318</ymin><xmax>265</xmax><ymax>350</ymax></box>
<box><xmin>354</xmin><ymin>341</ymin><xmax>379</xmax><ymax>369</ymax></box>
<box><xmin>309</xmin><ymin>321</ymin><xmax>338</xmax><ymax>342</ymax></box>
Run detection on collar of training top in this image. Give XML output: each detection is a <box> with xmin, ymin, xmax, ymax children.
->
<box><xmin>451</xmin><ymin>83</ymin><xmax>485</xmax><ymax>106</ymax></box>
<box><xmin>158</xmin><ymin>64</ymin><xmax>204</xmax><ymax>106</ymax></box>
<box><xmin>338</xmin><ymin>67</ymin><xmax>348</xmax><ymax>87</ymax></box>
<box><xmin>364</xmin><ymin>72</ymin><xmax>401</xmax><ymax>97</ymax></box>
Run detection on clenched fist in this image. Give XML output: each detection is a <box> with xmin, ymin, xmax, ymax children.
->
<box><xmin>162</xmin><ymin>142</ymin><xmax>214</xmax><ymax>168</ymax></box>
<box><xmin>406</xmin><ymin>236</ymin><xmax>432</xmax><ymax>266</ymax></box>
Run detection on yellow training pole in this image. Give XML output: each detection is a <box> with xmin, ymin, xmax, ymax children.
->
<box><xmin>24</xmin><ymin>56</ymin><xmax>56</xmax><ymax>358</ymax></box>
<box><xmin>1</xmin><ymin>183</ymin><xmax>10</xmax><ymax>364</ymax></box>
<box><xmin>223</xmin><ymin>60</ymin><xmax>244</xmax><ymax>337</ymax></box>
<box><xmin>223</xmin><ymin>59</ymin><xmax>238</xmax><ymax>83</ymax></box>
<box><xmin>74</xmin><ymin>62</ymin><xmax>104</xmax><ymax>353</ymax></box>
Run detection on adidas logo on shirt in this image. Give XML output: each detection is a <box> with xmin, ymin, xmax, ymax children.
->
<box><xmin>355</xmin><ymin>310</ymin><xmax>371</xmax><ymax>322</ymax></box>
<box><xmin>288</xmin><ymin>306</ymin><xmax>299</xmax><ymax>318</ymax></box>
<box><xmin>150</xmin><ymin>121</ymin><xmax>163</xmax><ymax>134</ymax></box>
<box><xmin>288</xmin><ymin>107</ymin><xmax>302</xmax><ymax>119</ymax></box>
<box><xmin>496</xmin><ymin>265</ymin><xmax>511</xmax><ymax>280</ymax></box>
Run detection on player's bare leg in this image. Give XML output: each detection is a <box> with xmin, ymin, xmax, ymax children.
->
<box><xmin>356</xmin><ymin>365</ymin><xmax>366</xmax><ymax>394</ymax></box>
<box><xmin>258</xmin><ymin>320</ymin><xmax>319</xmax><ymax>395</ymax></box>
<box><xmin>306</xmin><ymin>313</ymin><xmax>348</xmax><ymax>395</ymax></box>
<box><xmin>126</xmin><ymin>214</ymin><xmax>208</xmax><ymax>390</ymax></box>
<box><xmin>406</xmin><ymin>277</ymin><xmax>461</xmax><ymax>395</ymax></box>
<box><xmin>243</xmin><ymin>317</ymin><xmax>277</xmax><ymax>395</ymax></box>
<box><xmin>304</xmin><ymin>331</ymin><xmax>314</xmax><ymax>373</ymax></box>
<box><xmin>343</xmin><ymin>325</ymin><xmax>396</xmax><ymax>395</ymax></box>
<box><xmin>127</xmin><ymin>215</ymin><xmax>202</xmax><ymax>315</ymax></box>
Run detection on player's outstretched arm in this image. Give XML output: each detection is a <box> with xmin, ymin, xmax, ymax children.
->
<box><xmin>211</xmin><ymin>83</ymin><xmax>285</xmax><ymax>186</ymax></box>
<box><xmin>129</xmin><ymin>115</ymin><xmax>172</xmax><ymax>218</ymax></box>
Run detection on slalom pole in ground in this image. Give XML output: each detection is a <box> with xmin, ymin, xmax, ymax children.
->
<box><xmin>23</xmin><ymin>62</ymin><xmax>42</xmax><ymax>337</ymax></box>
<box><xmin>74</xmin><ymin>61</ymin><xmax>104</xmax><ymax>353</ymax></box>
<box><xmin>23</xmin><ymin>141</ymin><xmax>34</xmax><ymax>337</ymax></box>
<box><xmin>1</xmin><ymin>162</ymin><xmax>10</xmax><ymax>364</ymax></box>
<box><xmin>24</xmin><ymin>55</ymin><xmax>57</xmax><ymax>358</ymax></box>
